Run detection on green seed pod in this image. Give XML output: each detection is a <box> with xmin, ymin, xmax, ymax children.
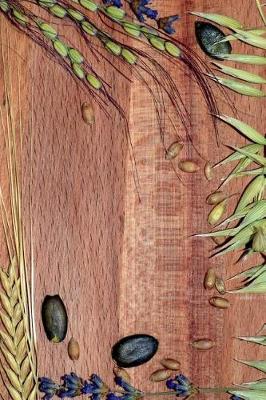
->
<box><xmin>68</xmin><ymin>48</ymin><xmax>84</xmax><ymax>64</ymax></box>
<box><xmin>80</xmin><ymin>0</ymin><xmax>98</xmax><ymax>12</ymax></box>
<box><xmin>12</xmin><ymin>9</ymin><xmax>28</xmax><ymax>25</ymax></box>
<box><xmin>0</xmin><ymin>1</ymin><xmax>9</xmax><ymax>12</ymax></box>
<box><xmin>165</xmin><ymin>42</ymin><xmax>181</xmax><ymax>58</ymax></box>
<box><xmin>123</xmin><ymin>22</ymin><xmax>141</xmax><ymax>38</ymax></box>
<box><xmin>121</xmin><ymin>49</ymin><xmax>138</xmax><ymax>65</ymax></box>
<box><xmin>208</xmin><ymin>199</ymin><xmax>227</xmax><ymax>225</ymax></box>
<box><xmin>106</xmin><ymin>5</ymin><xmax>125</xmax><ymax>20</ymax></box>
<box><xmin>67</xmin><ymin>8</ymin><xmax>84</xmax><ymax>21</ymax></box>
<box><xmin>86</xmin><ymin>74</ymin><xmax>102</xmax><ymax>90</ymax></box>
<box><xmin>149</xmin><ymin>36</ymin><xmax>166</xmax><ymax>51</ymax></box>
<box><xmin>81</xmin><ymin>21</ymin><xmax>96</xmax><ymax>36</ymax></box>
<box><xmin>41</xmin><ymin>295</ymin><xmax>68</xmax><ymax>343</ymax></box>
<box><xmin>38</xmin><ymin>22</ymin><xmax>57</xmax><ymax>40</ymax></box>
<box><xmin>53</xmin><ymin>39</ymin><xmax>68</xmax><ymax>57</ymax></box>
<box><xmin>50</xmin><ymin>4</ymin><xmax>67</xmax><ymax>18</ymax></box>
<box><xmin>72</xmin><ymin>63</ymin><xmax>85</xmax><ymax>79</ymax></box>
<box><xmin>39</xmin><ymin>0</ymin><xmax>56</xmax><ymax>7</ymax></box>
<box><xmin>105</xmin><ymin>41</ymin><xmax>122</xmax><ymax>56</ymax></box>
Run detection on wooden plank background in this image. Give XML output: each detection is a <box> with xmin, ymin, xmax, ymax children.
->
<box><xmin>0</xmin><ymin>0</ymin><xmax>265</xmax><ymax>399</ymax></box>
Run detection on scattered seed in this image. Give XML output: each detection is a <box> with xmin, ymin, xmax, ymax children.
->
<box><xmin>215</xmin><ymin>276</ymin><xmax>226</xmax><ymax>294</ymax></box>
<box><xmin>212</xmin><ymin>237</ymin><xmax>225</xmax><ymax>245</ymax></box>
<box><xmin>149</xmin><ymin>369</ymin><xmax>172</xmax><ymax>382</ymax></box>
<box><xmin>206</xmin><ymin>191</ymin><xmax>227</xmax><ymax>205</ymax></box>
<box><xmin>195</xmin><ymin>21</ymin><xmax>232</xmax><ymax>59</ymax></box>
<box><xmin>81</xmin><ymin>102</ymin><xmax>95</xmax><ymax>125</ymax></box>
<box><xmin>68</xmin><ymin>337</ymin><xmax>80</xmax><ymax>360</ymax></box>
<box><xmin>192</xmin><ymin>339</ymin><xmax>215</xmax><ymax>350</ymax></box>
<box><xmin>112</xmin><ymin>334</ymin><xmax>159</xmax><ymax>368</ymax></box>
<box><xmin>160</xmin><ymin>358</ymin><xmax>180</xmax><ymax>371</ymax></box>
<box><xmin>209</xmin><ymin>296</ymin><xmax>230</xmax><ymax>309</ymax></box>
<box><xmin>41</xmin><ymin>295</ymin><xmax>68</xmax><ymax>343</ymax></box>
<box><xmin>204</xmin><ymin>268</ymin><xmax>216</xmax><ymax>289</ymax></box>
<box><xmin>178</xmin><ymin>160</ymin><xmax>200</xmax><ymax>173</ymax></box>
<box><xmin>204</xmin><ymin>162</ymin><xmax>213</xmax><ymax>180</ymax></box>
<box><xmin>208</xmin><ymin>199</ymin><xmax>227</xmax><ymax>225</ymax></box>
<box><xmin>113</xmin><ymin>366</ymin><xmax>131</xmax><ymax>382</ymax></box>
<box><xmin>165</xmin><ymin>141</ymin><xmax>183</xmax><ymax>160</ymax></box>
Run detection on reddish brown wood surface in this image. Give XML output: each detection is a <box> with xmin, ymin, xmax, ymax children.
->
<box><xmin>0</xmin><ymin>0</ymin><xmax>266</xmax><ymax>399</ymax></box>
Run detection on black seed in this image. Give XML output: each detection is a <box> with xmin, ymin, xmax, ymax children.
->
<box><xmin>41</xmin><ymin>295</ymin><xmax>68</xmax><ymax>343</ymax></box>
<box><xmin>112</xmin><ymin>334</ymin><xmax>159</xmax><ymax>368</ymax></box>
<box><xmin>195</xmin><ymin>21</ymin><xmax>232</xmax><ymax>59</ymax></box>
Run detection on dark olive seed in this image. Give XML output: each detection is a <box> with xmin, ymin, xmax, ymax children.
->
<box><xmin>195</xmin><ymin>21</ymin><xmax>232</xmax><ymax>59</ymax></box>
<box><xmin>41</xmin><ymin>295</ymin><xmax>68</xmax><ymax>343</ymax></box>
<box><xmin>112</xmin><ymin>334</ymin><xmax>159</xmax><ymax>368</ymax></box>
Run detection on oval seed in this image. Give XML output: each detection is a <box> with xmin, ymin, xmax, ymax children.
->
<box><xmin>112</xmin><ymin>334</ymin><xmax>159</xmax><ymax>368</ymax></box>
<box><xmin>165</xmin><ymin>142</ymin><xmax>183</xmax><ymax>160</ymax></box>
<box><xmin>215</xmin><ymin>276</ymin><xmax>226</xmax><ymax>294</ymax></box>
<box><xmin>113</xmin><ymin>366</ymin><xmax>131</xmax><ymax>382</ymax></box>
<box><xmin>209</xmin><ymin>296</ymin><xmax>230</xmax><ymax>309</ymax></box>
<box><xmin>212</xmin><ymin>236</ymin><xmax>225</xmax><ymax>245</ymax></box>
<box><xmin>195</xmin><ymin>21</ymin><xmax>232</xmax><ymax>59</ymax></box>
<box><xmin>206</xmin><ymin>191</ymin><xmax>226</xmax><ymax>205</ymax></box>
<box><xmin>178</xmin><ymin>160</ymin><xmax>199</xmax><ymax>173</ymax></box>
<box><xmin>204</xmin><ymin>268</ymin><xmax>216</xmax><ymax>289</ymax></box>
<box><xmin>41</xmin><ymin>295</ymin><xmax>68</xmax><ymax>342</ymax></box>
<box><xmin>160</xmin><ymin>358</ymin><xmax>180</xmax><ymax>371</ymax></box>
<box><xmin>192</xmin><ymin>339</ymin><xmax>214</xmax><ymax>350</ymax></box>
<box><xmin>68</xmin><ymin>337</ymin><xmax>80</xmax><ymax>360</ymax></box>
<box><xmin>208</xmin><ymin>199</ymin><xmax>227</xmax><ymax>225</ymax></box>
<box><xmin>81</xmin><ymin>102</ymin><xmax>95</xmax><ymax>125</ymax></box>
<box><xmin>204</xmin><ymin>162</ymin><xmax>213</xmax><ymax>181</ymax></box>
<box><xmin>149</xmin><ymin>369</ymin><xmax>172</xmax><ymax>382</ymax></box>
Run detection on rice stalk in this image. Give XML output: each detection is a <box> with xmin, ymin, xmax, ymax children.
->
<box><xmin>256</xmin><ymin>0</ymin><xmax>266</xmax><ymax>25</ymax></box>
<box><xmin>236</xmin><ymin>360</ymin><xmax>266</xmax><ymax>373</ymax></box>
<box><xmin>0</xmin><ymin>37</ymin><xmax>38</xmax><ymax>399</ymax></box>
<box><xmin>189</xmin><ymin>12</ymin><xmax>243</xmax><ymax>29</ymax></box>
<box><xmin>217</xmin><ymin>53</ymin><xmax>266</xmax><ymax>64</ymax></box>
<box><xmin>212</xmin><ymin>62</ymin><xmax>266</xmax><ymax>84</ymax></box>
<box><xmin>207</xmin><ymin>74</ymin><xmax>266</xmax><ymax>96</ymax></box>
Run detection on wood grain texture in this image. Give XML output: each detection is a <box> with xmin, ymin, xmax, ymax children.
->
<box><xmin>0</xmin><ymin>0</ymin><xmax>265</xmax><ymax>399</ymax></box>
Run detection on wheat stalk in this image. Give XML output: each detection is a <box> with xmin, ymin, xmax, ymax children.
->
<box><xmin>0</xmin><ymin>31</ymin><xmax>38</xmax><ymax>400</ymax></box>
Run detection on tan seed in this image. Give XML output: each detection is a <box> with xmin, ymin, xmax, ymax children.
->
<box><xmin>160</xmin><ymin>357</ymin><xmax>180</xmax><ymax>371</ymax></box>
<box><xmin>68</xmin><ymin>337</ymin><xmax>80</xmax><ymax>360</ymax></box>
<box><xmin>81</xmin><ymin>102</ymin><xmax>95</xmax><ymax>125</ymax></box>
<box><xmin>192</xmin><ymin>339</ymin><xmax>214</xmax><ymax>350</ymax></box>
<box><xmin>113</xmin><ymin>366</ymin><xmax>131</xmax><ymax>382</ymax></box>
<box><xmin>206</xmin><ymin>191</ymin><xmax>227</xmax><ymax>205</ymax></box>
<box><xmin>149</xmin><ymin>369</ymin><xmax>172</xmax><ymax>382</ymax></box>
<box><xmin>178</xmin><ymin>160</ymin><xmax>200</xmax><ymax>173</ymax></box>
<box><xmin>215</xmin><ymin>277</ymin><xmax>226</xmax><ymax>294</ymax></box>
<box><xmin>165</xmin><ymin>141</ymin><xmax>183</xmax><ymax>160</ymax></box>
<box><xmin>204</xmin><ymin>268</ymin><xmax>216</xmax><ymax>289</ymax></box>
<box><xmin>204</xmin><ymin>162</ymin><xmax>213</xmax><ymax>181</ymax></box>
<box><xmin>212</xmin><ymin>237</ymin><xmax>225</xmax><ymax>245</ymax></box>
<box><xmin>209</xmin><ymin>296</ymin><xmax>230</xmax><ymax>309</ymax></box>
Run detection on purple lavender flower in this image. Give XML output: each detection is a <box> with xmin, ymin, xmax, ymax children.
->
<box><xmin>103</xmin><ymin>0</ymin><xmax>123</xmax><ymax>7</ymax></box>
<box><xmin>166</xmin><ymin>374</ymin><xmax>193</xmax><ymax>397</ymax></box>
<box><xmin>157</xmin><ymin>15</ymin><xmax>180</xmax><ymax>35</ymax></box>
<box><xmin>39</xmin><ymin>377</ymin><xmax>60</xmax><ymax>400</ymax></box>
<box><xmin>130</xmin><ymin>0</ymin><xmax>158</xmax><ymax>22</ymax></box>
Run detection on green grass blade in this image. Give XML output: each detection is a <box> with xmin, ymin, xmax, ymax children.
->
<box><xmin>212</xmin><ymin>62</ymin><xmax>266</xmax><ymax>84</ymax></box>
<box><xmin>215</xmin><ymin>115</ymin><xmax>266</xmax><ymax>145</ymax></box>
